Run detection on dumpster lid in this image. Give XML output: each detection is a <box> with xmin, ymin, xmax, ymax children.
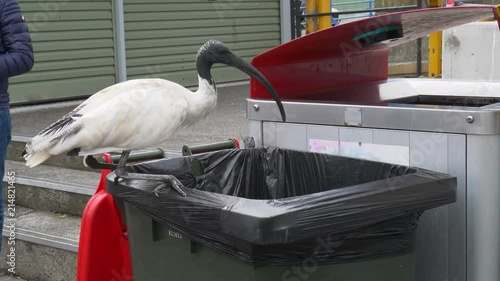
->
<box><xmin>249</xmin><ymin>6</ymin><xmax>500</xmax><ymax>101</ymax></box>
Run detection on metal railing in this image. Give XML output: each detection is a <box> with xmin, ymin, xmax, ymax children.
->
<box><xmin>291</xmin><ymin>0</ymin><xmax>419</xmax><ymax>39</ymax></box>
<box><xmin>331</xmin><ymin>0</ymin><xmax>375</xmax><ymax>22</ymax></box>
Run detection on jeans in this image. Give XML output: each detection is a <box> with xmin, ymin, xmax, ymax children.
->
<box><xmin>0</xmin><ymin>108</ymin><xmax>12</xmax><ymax>251</ymax></box>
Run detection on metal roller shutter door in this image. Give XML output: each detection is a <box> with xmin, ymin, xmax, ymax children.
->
<box><xmin>124</xmin><ymin>0</ymin><xmax>281</xmax><ymax>86</ymax></box>
<box><xmin>9</xmin><ymin>0</ymin><xmax>116</xmax><ymax>104</ymax></box>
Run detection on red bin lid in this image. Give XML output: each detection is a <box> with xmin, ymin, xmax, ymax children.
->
<box><xmin>249</xmin><ymin>6</ymin><xmax>500</xmax><ymax>102</ymax></box>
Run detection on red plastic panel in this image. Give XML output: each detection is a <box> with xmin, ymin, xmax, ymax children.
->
<box><xmin>76</xmin><ymin>154</ymin><xmax>133</xmax><ymax>281</ymax></box>
<box><xmin>250</xmin><ymin>6</ymin><xmax>499</xmax><ymax>101</ymax></box>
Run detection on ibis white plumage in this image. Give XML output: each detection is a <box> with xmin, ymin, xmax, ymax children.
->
<box><xmin>22</xmin><ymin>40</ymin><xmax>286</xmax><ymax>197</ymax></box>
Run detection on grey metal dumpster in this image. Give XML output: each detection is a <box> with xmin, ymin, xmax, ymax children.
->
<box><xmin>246</xmin><ymin>6</ymin><xmax>500</xmax><ymax>281</ymax></box>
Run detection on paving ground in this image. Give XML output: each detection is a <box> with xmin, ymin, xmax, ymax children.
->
<box><xmin>10</xmin><ymin>82</ymin><xmax>252</xmax><ymax>152</ymax></box>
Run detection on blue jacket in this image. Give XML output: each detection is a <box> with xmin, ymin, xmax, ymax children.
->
<box><xmin>0</xmin><ymin>0</ymin><xmax>34</xmax><ymax>108</ymax></box>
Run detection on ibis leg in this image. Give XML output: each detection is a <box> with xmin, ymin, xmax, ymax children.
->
<box><xmin>114</xmin><ymin>150</ymin><xmax>187</xmax><ymax>197</ymax></box>
<box><xmin>113</xmin><ymin>150</ymin><xmax>131</xmax><ymax>185</ymax></box>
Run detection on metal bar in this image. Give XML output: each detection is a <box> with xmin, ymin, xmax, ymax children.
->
<box><xmin>182</xmin><ymin>139</ymin><xmax>239</xmax><ymax>156</ymax></box>
<box><xmin>338</xmin><ymin>15</ymin><xmax>370</xmax><ymax>20</ymax></box>
<box><xmin>302</xmin><ymin>5</ymin><xmax>418</xmax><ymax>17</ymax></box>
<box><xmin>334</xmin><ymin>0</ymin><xmax>375</xmax><ymax>6</ymax></box>
<box><xmin>182</xmin><ymin>139</ymin><xmax>238</xmax><ymax>177</ymax></box>
<box><xmin>109</xmin><ymin>148</ymin><xmax>165</xmax><ymax>163</ymax></box>
<box><xmin>112</xmin><ymin>0</ymin><xmax>127</xmax><ymax>82</ymax></box>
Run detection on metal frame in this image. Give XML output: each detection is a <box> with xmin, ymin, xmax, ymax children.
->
<box><xmin>247</xmin><ymin>78</ymin><xmax>500</xmax><ymax>281</ymax></box>
<box><xmin>248</xmin><ymin>99</ymin><xmax>500</xmax><ymax>134</ymax></box>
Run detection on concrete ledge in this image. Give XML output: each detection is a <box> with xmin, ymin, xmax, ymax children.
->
<box><xmin>3</xmin><ymin>160</ymin><xmax>99</xmax><ymax>216</ymax></box>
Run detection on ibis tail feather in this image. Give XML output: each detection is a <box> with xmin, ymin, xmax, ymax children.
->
<box><xmin>23</xmin><ymin>151</ymin><xmax>51</xmax><ymax>168</ymax></box>
<box><xmin>22</xmin><ymin>109</ymin><xmax>84</xmax><ymax>167</ymax></box>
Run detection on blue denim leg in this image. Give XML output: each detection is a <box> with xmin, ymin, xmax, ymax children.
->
<box><xmin>0</xmin><ymin>108</ymin><xmax>12</xmax><ymax>252</ymax></box>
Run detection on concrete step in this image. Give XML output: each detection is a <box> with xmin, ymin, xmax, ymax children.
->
<box><xmin>0</xmin><ymin>206</ymin><xmax>79</xmax><ymax>281</ymax></box>
<box><xmin>2</xmin><ymin>160</ymin><xmax>98</xmax><ymax>217</ymax></box>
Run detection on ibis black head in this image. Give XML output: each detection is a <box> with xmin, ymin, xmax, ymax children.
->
<box><xmin>196</xmin><ymin>40</ymin><xmax>286</xmax><ymax>122</ymax></box>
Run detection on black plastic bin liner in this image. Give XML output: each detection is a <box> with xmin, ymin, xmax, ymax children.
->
<box><xmin>108</xmin><ymin>147</ymin><xmax>456</xmax><ymax>266</ymax></box>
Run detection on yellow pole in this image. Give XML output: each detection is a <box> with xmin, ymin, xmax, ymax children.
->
<box><xmin>429</xmin><ymin>31</ymin><xmax>442</xmax><ymax>77</ymax></box>
<box><xmin>317</xmin><ymin>0</ymin><xmax>331</xmax><ymax>30</ymax></box>
<box><xmin>428</xmin><ymin>0</ymin><xmax>443</xmax><ymax>78</ymax></box>
<box><xmin>306</xmin><ymin>0</ymin><xmax>318</xmax><ymax>34</ymax></box>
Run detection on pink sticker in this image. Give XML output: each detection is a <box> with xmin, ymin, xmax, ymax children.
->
<box><xmin>308</xmin><ymin>139</ymin><xmax>339</xmax><ymax>154</ymax></box>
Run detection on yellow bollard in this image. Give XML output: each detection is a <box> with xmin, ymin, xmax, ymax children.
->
<box><xmin>306</xmin><ymin>0</ymin><xmax>318</xmax><ymax>34</ymax></box>
<box><xmin>429</xmin><ymin>31</ymin><xmax>442</xmax><ymax>77</ymax></box>
<box><xmin>428</xmin><ymin>0</ymin><xmax>443</xmax><ymax>78</ymax></box>
<box><xmin>317</xmin><ymin>0</ymin><xmax>331</xmax><ymax>30</ymax></box>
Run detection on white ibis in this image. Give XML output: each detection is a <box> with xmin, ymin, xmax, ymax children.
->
<box><xmin>22</xmin><ymin>40</ymin><xmax>286</xmax><ymax>197</ymax></box>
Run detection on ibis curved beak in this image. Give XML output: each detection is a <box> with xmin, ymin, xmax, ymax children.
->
<box><xmin>227</xmin><ymin>54</ymin><xmax>286</xmax><ymax>122</ymax></box>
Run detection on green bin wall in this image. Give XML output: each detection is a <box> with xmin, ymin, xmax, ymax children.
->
<box><xmin>123</xmin><ymin>202</ymin><xmax>416</xmax><ymax>281</ymax></box>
